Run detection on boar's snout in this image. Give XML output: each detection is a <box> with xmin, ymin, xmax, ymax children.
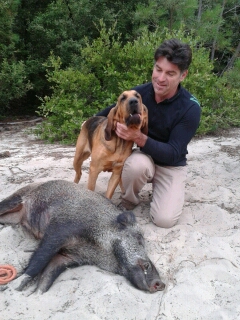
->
<box><xmin>125</xmin><ymin>259</ymin><xmax>165</xmax><ymax>293</ymax></box>
<box><xmin>138</xmin><ymin>259</ymin><xmax>165</xmax><ymax>293</ymax></box>
<box><xmin>149</xmin><ymin>279</ymin><xmax>165</xmax><ymax>292</ymax></box>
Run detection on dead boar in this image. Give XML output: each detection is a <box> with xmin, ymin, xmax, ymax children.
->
<box><xmin>0</xmin><ymin>180</ymin><xmax>165</xmax><ymax>293</ymax></box>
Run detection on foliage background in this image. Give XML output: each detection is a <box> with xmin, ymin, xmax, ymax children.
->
<box><xmin>0</xmin><ymin>0</ymin><xmax>239</xmax><ymax>143</ymax></box>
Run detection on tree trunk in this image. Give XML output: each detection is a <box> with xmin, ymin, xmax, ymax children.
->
<box><xmin>211</xmin><ymin>0</ymin><xmax>226</xmax><ymax>62</ymax></box>
<box><xmin>197</xmin><ymin>0</ymin><xmax>203</xmax><ymax>22</ymax></box>
<box><xmin>221</xmin><ymin>41</ymin><xmax>240</xmax><ymax>75</ymax></box>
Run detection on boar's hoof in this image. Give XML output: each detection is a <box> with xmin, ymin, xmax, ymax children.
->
<box><xmin>10</xmin><ymin>274</ymin><xmax>32</xmax><ymax>291</ymax></box>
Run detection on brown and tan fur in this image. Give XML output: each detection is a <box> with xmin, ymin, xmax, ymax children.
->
<box><xmin>73</xmin><ymin>90</ymin><xmax>148</xmax><ymax>199</ymax></box>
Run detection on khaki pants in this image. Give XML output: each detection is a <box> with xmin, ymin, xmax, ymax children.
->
<box><xmin>121</xmin><ymin>149</ymin><xmax>187</xmax><ymax>228</ymax></box>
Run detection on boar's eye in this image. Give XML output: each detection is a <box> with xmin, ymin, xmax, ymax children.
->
<box><xmin>143</xmin><ymin>262</ymin><xmax>151</xmax><ymax>270</ymax></box>
<box><xmin>143</xmin><ymin>263</ymin><xmax>151</xmax><ymax>275</ymax></box>
<box><xmin>138</xmin><ymin>259</ymin><xmax>152</xmax><ymax>274</ymax></box>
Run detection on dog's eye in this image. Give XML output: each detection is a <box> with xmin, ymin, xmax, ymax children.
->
<box><xmin>120</xmin><ymin>94</ymin><xmax>126</xmax><ymax>102</ymax></box>
<box><xmin>135</xmin><ymin>93</ymin><xmax>140</xmax><ymax>99</ymax></box>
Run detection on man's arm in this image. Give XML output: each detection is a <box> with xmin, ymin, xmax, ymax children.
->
<box><xmin>116</xmin><ymin>103</ymin><xmax>201</xmax><ymax>165</ymax></box>
<box><xmin>143</xmin><ymin>104</ymin><xmax>201</xmax><ymax>164</ymax></box>
<box><xmin>115</xmin><ymin>123</ymin><xmax>147</xmax><ymax>147</ymax></box>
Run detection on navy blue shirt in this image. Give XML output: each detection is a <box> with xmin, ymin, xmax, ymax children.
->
<box><xmin>97</xmin><ymin>82</ymin><xmax>201</xmax><ymax>166</ymax></box>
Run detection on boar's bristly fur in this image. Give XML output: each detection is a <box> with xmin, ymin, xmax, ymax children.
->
<box><xmin>0</xmin><ymin>180</ymin><xmax>165</xmax><ymax>293</ymax></box>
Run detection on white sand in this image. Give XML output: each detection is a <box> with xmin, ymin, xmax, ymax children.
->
<box><xmin>0</xmin><ymin>124</ymin><xmax>239</xmax><ymax>320</ymax></box>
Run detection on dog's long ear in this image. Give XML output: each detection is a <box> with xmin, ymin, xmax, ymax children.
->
<box><xmin>105</xmin><ymin>106</ymin><xmax>118</xmax><ymax>141</ymax></box>
<box><xmin>141</xmin><ymin>104</ymin><xmax>148</xmax><ymax>135</ymax></box>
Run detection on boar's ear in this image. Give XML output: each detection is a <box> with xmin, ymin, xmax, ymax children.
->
<box><xmin>117</xmin><ymin>211</ymin><xmax>136</xmax><ymax>229</ymax></box>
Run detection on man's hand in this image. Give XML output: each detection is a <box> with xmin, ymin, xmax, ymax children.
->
<box><xmin>115</xmin><ymin>122</ymin><xmax>147</xmax><ymax>147</ymax></box>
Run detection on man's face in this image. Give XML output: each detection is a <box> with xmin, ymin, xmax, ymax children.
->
<box><xmin>152</xmin><ymin>56</ymin><xmax>188</xmax><ymax>102</ymax></box>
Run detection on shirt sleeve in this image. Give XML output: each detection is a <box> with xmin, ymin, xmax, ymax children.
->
<box><xmin>141</xmin><ymin>103</ymin><xmax>201</xmax><ymax>165</ymax></box>
<box><xmin>96</xmin><ymin>104</ymin><xmax>116</xmax><ymax>116</ymax></box>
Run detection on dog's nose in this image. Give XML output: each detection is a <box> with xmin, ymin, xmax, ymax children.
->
<box><xmin>129</xmin><ymin>98</ymin><xmax>138</xmax><ymax>107</ymax></box>
<box><xmin>129</xmin><ymin>98</ymin><xmax>140</xmax><ymax>114</ymax></box>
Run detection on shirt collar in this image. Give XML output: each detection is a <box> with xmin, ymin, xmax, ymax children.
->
<box><xmin>150</xmin><ymin>84</ymin><xmax>182</xmax><ymax>104</ymax></box>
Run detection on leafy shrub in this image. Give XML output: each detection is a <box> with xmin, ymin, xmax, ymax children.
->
<box><xmin>36</xmin><ymin>23</ymin><xmax>240</xmax><ymax>143</ymax></box>
<box><xmin>186</xmin><ymin>55</ymin><xmax>240</xmax><ymax>134</ymax></box>
<box><xmin>0</xmin><ymin>59</ymin><xmax>32</xmax><ymax>115</ymax></box>
<box><xmin>35</xmin><ymin>55</ymin><xmax>102</xmax><ymax>143</ymax></box>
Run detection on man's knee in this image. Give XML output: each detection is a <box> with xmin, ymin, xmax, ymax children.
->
<box><xmin>123</xmin><ymin>159</ymin><xmax>145</xmax><ymax>175</ymax></box>
<box><xmin>150</xmin><ymin>206</ymin><xmax>181</xmax><ymax>228</ymax></box>
<box><xmin>150</xmin><ymin>214</ymin><xmax>177</xmax><ymax>228</ymax></box>
<box><xmin>123</xmin><ymin>151</ymin><xmax>154</xmax><ymax>179</ymax></box>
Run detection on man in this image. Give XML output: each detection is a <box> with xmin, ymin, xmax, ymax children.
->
<box><xmin>97</xmin><ymin>39</ymin><xmax>201</xmax><ymax>228</ymax></box>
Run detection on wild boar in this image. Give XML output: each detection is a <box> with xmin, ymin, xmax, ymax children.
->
<box><xmin>0</xmin><ymin>180</ymin><xmax>165</xmax><ymax>293</ymax></box>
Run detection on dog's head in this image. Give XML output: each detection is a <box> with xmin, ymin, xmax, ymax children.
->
<box><xmin>105</xmin><ymin>90</ymin><xmax>148</xmax><ymax>141</ymax></box>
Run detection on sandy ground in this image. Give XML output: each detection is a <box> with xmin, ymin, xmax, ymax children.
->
<box><xmin>0</xmin><ymin>121</ymin><xmax>240</xmax><ymax>320</ymax></box>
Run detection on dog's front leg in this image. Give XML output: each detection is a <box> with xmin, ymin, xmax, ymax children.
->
<box><xmin>87</xmin><ymin>163</ymin><xmax>101</xmax><ymax>192</ymax></box>
<box><xmin>105</xmin><ymin>167</ymin><xmax>123</xmax><ymax>199</ymax></box>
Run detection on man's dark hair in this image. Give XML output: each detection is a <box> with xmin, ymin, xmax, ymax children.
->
<box><xmin>154</xmin><ymin>39</ymin><xmax>192</xmax><ymax>72</ymax></box>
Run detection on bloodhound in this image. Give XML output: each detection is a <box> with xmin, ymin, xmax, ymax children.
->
<box><xmin>73</xmin><ymin>90</ymin><xmax>148</xmax><ymax>199</ymax></box>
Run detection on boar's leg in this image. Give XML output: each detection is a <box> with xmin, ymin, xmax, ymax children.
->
<box><xmin>20</xmin><ymin>222</ymin><xmax>79</xmax><ymax>289</ymax></box>
<box><xmin>12</xmin><ymin>254</ymin><xmax>76</xmax><ymax>293</ymax></box>
<box><xmin>0</xmin><ymin>183</ymin><xmax>40</xmax><ymax>224</ymax></box>
<box><xmin>0</xmin><ymin>194</ymin><xmax>24</xmax><ymax>224</ymax></box>
<box><xmin>36</xmin><ymin>253</ymin><xmax>77</xmax><ymax>293</ymax></box>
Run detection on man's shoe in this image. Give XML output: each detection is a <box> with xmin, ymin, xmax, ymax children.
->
<box><xmin>117</xmin><ymin>199</ymin><xmax>137</xmax><ymax>211</ymax></box>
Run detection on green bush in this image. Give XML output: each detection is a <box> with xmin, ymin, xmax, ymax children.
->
<box><xmin>35</xmin><ymin>54</ymin><xmax>102</xmax><ymax>143</ymax></box>
<box><xmin>186</xmin><ymin>55</ymin><xmax>240</xmax><ymax>134</ymax></box>
<box><xmin>0</xmin><ymin>59</ymin><xmax>32</xmax><ymax>115</ymax></box>
<box><xmin>36</xmin><ymin>24</ymin><xmax>240</xmax><ymax>143</ymax></box>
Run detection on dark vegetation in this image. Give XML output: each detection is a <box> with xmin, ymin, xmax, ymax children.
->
<box><xmin>0</xmin><ymin>0</ymin><xmax>239</xmax><ymax>143</ymax></box>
